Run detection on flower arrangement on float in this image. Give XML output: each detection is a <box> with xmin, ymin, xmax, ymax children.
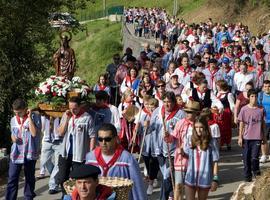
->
<box><xmin>34</xmin><ymin>75</ymin><xmax>91</xmax><ymax>117</ymax></box>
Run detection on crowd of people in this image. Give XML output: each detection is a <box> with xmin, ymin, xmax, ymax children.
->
<box><xmin>5</xmin><ymin>6</ymin><xmax>270</xmax><ymax>200</ymax></box>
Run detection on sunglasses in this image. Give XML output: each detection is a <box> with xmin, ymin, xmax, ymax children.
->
<box><xmin>98</xmin><ymin>136</ymin><xmax>114</xmax><ymax>142</ymax></box>
<box><xmin>204</xmin><ymin>57</ymin><xmax>210</xmax><ymax>59</ymax></box>
<box><xmin>157</xmin><ymin>85</ymin><xmax>165</xmax><ymax>88</ymax></box>
<box><xmin>258</xmin><ymin>63</ymin><xmax>264</xmax><ymax>65</ymax></box>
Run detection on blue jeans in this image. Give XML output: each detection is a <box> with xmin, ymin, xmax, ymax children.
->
<box><xmin>243</xmin><ymin>140</ymin><xmax>261</xmax><ymax>179</ymax></box>
<box><xmin>6</xmin><ymin>159</ymin><xmax>36</xmax><ymax>200</ymax></box>
<box><xmin>40</xmin><ymin>140</ymin><xmax>63</xmax><ymax>190</ymax></box>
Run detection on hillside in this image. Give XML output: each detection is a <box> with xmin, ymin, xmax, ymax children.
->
<box><xmin>71</xmin><ymin>20</ymin><xmax>122</xmax><ymax>85</ymax></box>
<box><xmin>78</xmin><ymin>0</ymin><xmax>269</xmax><ymax>33</ymax></box>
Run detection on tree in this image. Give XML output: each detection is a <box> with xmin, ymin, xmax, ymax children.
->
<box><xmin>0</xmin><ymin>0</ymin><xmax>88</xmax><ymax>148</ymax></box>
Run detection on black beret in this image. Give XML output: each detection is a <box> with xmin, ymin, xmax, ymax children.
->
<box><xmin>70</xmin><ymin>164</ymin><xmax>101</xmax><ymax>179</ymax></box>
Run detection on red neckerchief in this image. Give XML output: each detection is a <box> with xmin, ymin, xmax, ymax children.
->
<box><xmin>94</xmin><ymin>145</ymin><xmax>124</xmax><ymax>176</ymax></box>
<box><xmin>217</xmin><ymin>92</ymin><xmax>228</xmax><ymax>99</ymax></box>
<box><xmin>196</xmin><ymin>87</ymin><xmax>206</xmax><ymax>96</ymax></box>
<box><xmin>161</xmin><ymin>104</ymin><xmax>180</xmax><ymax>121</ymax></box>
<box><xmin>178</xmin><ymin>66</ymin><xmax>192</xmax><ymax>77</ymax></box>
<box><xmin>255</xmin><ymin>50</ymin><xmax>265</xmax><ymax>61</ymax></box>
<box><xmin>150</xmin><ymin>73</ymin><xmax>159</xmax><ymax>81</ymax></box>
<box><xmin>225</xmin><ymin>52</ymin><xmax>234</xmax><ymax>59</ymax></box>
<box><xmin>71</xmin><ymin>184</ymin><xmax>113</xmax><ymax>200</ymax></box>
<box><xmin>156</xmin><ymin>92</ymin><xmax>162</xmax><ymax>100</ymax></box>
<box><xmin>196</xmin><ymin>146</ymin><xmax>201</xmax><ymax>186</ymax></box>
<box><xmin>257</xmin><ymin>69</ymin><xmax>263</xmax><ymax>78</ymax></box>
<box><xmin>72</xmin><ymin>110</ymin><xmax>84</xmax><ymax>129</ymax></box>
<box><xmin>143</xmin><ymin>107</ymin><xmax>151</xmax><ymax>117</ymax></box>
<box><xmin>98</xmin><ymin>85</ymin><xmax>106</xmax><ymax>91</ymax></box>
<box><xmin>209</xmin><ymin>67</ymin><xmax>219</xmax><ymax>87</ymax></box>
<box><xmin>16</xmin><ymin>114</ymin><xmax>28</xmax><ymax>138</ymax></box>
<box><xmin>237</xmin><ymin>51</ymin><xmax>243</xmax><ymax>58</ymax></box>
<box><xmin>126</xmin><ymin>76</ymin><xmax>136</xmax><ymax>86</ymax></box>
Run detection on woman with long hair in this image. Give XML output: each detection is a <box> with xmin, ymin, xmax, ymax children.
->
<box><xmin>120</xmin><ymin>67</ymin><xmax>140</xmax><ymax>95</ymax></box>
<box><xmin>184</xmin><ymin>116</ymin><xmax>219</xmax><ymax>200</ymax></box>
<box><xmin>93</xmin><ymin>74</ymin><xmax>110</xmax><ymax>96</ymax></box>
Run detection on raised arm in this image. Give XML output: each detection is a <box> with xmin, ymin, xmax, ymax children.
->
<box><xmin>57</xmin><ymin>110</ymin><xmax>71</xmax><ymax>136</ymax></box>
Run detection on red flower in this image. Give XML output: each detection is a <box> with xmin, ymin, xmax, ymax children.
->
<box><xmin>52</xmin><ymin>92</ymin><xmax>57</xmax><ymax>96</ymax></box>
<box><xmin>47</xmin><ymin>85</ymin><xmax>51</xmax><ymax>90</ymax></box>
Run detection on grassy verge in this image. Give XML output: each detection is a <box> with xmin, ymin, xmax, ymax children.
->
<box><xmin>77</xmin><ymin>0</ymin><xmax>207</xmax><ymax>21</ymax></box>
<box><xmin>72</xmin><ymin>19</ymin><xmax>122</xmax><ymax>85</ymax></box>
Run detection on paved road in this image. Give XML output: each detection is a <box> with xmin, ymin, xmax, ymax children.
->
<box><xmin>1</xmin><ymin>131</ymin><xmax>269</xmax><ymax>200</ymax></box>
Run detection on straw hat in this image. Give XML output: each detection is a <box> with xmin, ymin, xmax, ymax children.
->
<box><xmin>183</xmin><ymin>100</ymin><xmax>200</xmax><ymax>113</ymax></box>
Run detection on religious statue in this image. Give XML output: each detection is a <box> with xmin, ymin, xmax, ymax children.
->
<box><xmin>53</xmin><ymin>31</ymin><xmax>76</xmax><ymax>80</ymax></box>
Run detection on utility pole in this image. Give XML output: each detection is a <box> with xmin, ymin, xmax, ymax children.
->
<box><xmin>173</xmin><ymin>0</ymin><xmax>178</xmax><ymax>16</ymax></box>
<box><xmin>103</xmin><ymin>0</ymin><xmax>106</xmax><ymax>17</ymax></box>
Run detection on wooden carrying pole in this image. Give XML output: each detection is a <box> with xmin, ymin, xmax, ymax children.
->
<box><xmin>130</xmin><ymin>104</ymin><xmax>143</xmax><ymax>154</ymax></box>
<box><xmin>162</xmin><ymin>117</ymin><xmax>175</xmax><ymax>193</ymax></box>
<box><xmin>138</xmin><ymin>126</ymin><xmax>148</xmax><ymax>163</ymax></box>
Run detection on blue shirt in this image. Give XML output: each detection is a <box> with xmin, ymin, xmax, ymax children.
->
<box><xmin>258</xmin><ymin>92</ymin><xmax>270</xmax><ymax>123</ymax></box>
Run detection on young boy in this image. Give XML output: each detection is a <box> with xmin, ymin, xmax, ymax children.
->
<box><xmin>6</xmin><ymin>98</ymin><xmax>41</xmax><ymax>200</ymax></box>
<box><xmin>238</xmin><ymin>89</ymin><xmax>266</xmax><ymax>182</ymax></box>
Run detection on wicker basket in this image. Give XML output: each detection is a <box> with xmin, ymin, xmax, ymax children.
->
<box><xmin>38</xmin><ymin>103</ymin><xmax>68</xmax><ymax>118</ymax></box>
<box><xmin>67</xmin><ymin>91</ymin><xmax>81</xmax><ymax>99</ymax></box>
<box><xmin>64</xmin><ymin>177</ymin><xmax>133</xmax><ymax>200</ymax></box>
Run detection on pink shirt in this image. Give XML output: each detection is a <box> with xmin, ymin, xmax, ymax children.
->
<box><xmin>165</xmin><ymin>118</ymin><xmax>193</xmax><ymax>171</ymax></box>
<box><xmin>238</xmin><ymin>105</ymin><xmax>264</xmax><ymax>140</ymax></box>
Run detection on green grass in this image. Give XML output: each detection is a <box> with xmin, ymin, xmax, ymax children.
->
<box><xmin>71</xmin><ymin>20</ymin><xmax>122</xmax><ymax>85</ymax></box>
<box><xmin>179</xmin><ymin>0</ymin><xmax>206</xmax><ymax>15</ymax></box>
<box><xmin>77</xmin><ymin>0</ymin><xmax>206</xmax><ymax>21</ymax></box>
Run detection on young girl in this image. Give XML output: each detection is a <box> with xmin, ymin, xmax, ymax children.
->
<box><xmin>118</xmin><ymin>89</ymin><xmax>140</xmax><ymax>151</ymax></box>
<box><xmin>134</xmin><ymin>97</ymin><xmax>159</xmax><ymax>195</ymax></box>
<box><xmin>184</xmin><ymin>116</ymin><xmax>219</xmax><ymax>200</ymax></box>
<box><xmin>93</xmin><ymin>74</ymin><xmax>110</xmax><ymax>96</ymax></box>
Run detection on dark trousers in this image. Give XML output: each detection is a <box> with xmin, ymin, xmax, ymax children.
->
<box><xmin>157</xmin><ymin>155</ymin><xmax>174</xmax><ymax>200</ymax></box>
<box><xmin>243</xmin><ymin>140</ymin><xmax>261</xmax><ymax>179</ymax></box>
<box><xmin>143</xmin><ymin>155</ymin><xmax>159</xmax><ymax>180</ymax></box>
<box><xmin>58</xmin><ymin>155</ymin><xmax>83</xmax><ymax>198</ymax></box>
<box><xmin>5</xmin><ymin>159</ymin><xmax>36</xmax><ymax>200</ymax></box>
<box><xmin>109</xmin><ymin>86</ymin><xmax>120</xmax><ymax>106</ymax></box>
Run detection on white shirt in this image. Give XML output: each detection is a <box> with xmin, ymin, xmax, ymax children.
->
<box><xmin>216</xmin><ymin>92</ymin><xmax>235</xmax><ymax>112</ymax></box>
<box><xmin>109</xmin><ymin>104</ymin><xmax>121</xmax><ymax>132</ymax></box>
<box><xmin>174</xmin><ymin>67</ymin><xmax>193</xmax><ymax>86</ymax></box>
<box><xmin>233</xmin><ymin>72</ymin><xmax>254</xmax><ymax>92</ymax></box>
<box><xmin>210</xmin><ymin>124</ymin><xmax>221</xmax><ymax>138</ymax></box>
<box><xmin>188</xmin><ymin>90</ymin><xmax>224</xmax><ymax>110</ymax></box>
<box><xmin>102</xmin><ymin>153</ymin><xmax>113</xmax><ymax>164</ymax></box>
<box><xmin>202</xmin><ymin>68</ymin><xmax>223</xmax><ymax>92</ymax></box>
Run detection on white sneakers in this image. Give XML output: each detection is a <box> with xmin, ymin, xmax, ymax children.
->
<box><xmin>153</xmin><ymin>179</ymin><xmax>158</xmax><ymax>187</ymax></box>
<box><xmin>147</xmin><ymin>184</ymin><xmax>154</xmax><ymax>195</ymax></box>
<box><xmin>147</xmin><ymin>179</ymin><xmax>158</xmax><ymax>195</ymax></box>
<box><xmin>259</xmin><ymin>155</ymin><xmax>268</xmax><ymax>163</ymax></box>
